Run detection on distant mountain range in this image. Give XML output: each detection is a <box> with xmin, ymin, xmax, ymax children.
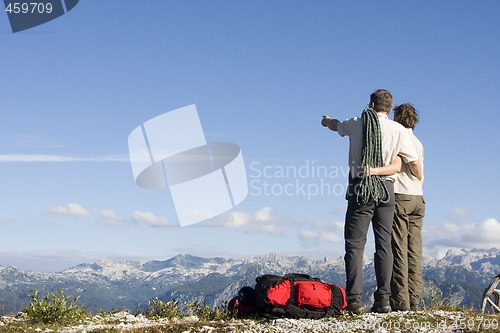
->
<box><xmin>1</xmin><ymin>248</ymin><xmax>499</xmax><ymax>314</ymax></box>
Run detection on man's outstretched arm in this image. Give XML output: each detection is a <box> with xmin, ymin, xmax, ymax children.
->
<box><xmin>321</xmin><ymin>115</ymin><xmax>339</xmax><ymax>132</ymax></box>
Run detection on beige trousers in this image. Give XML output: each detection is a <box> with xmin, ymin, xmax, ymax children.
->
<box><xmin>390</xmin><ymin>194</ymin><xmax>425</xmax><ymax>310</ymax></box>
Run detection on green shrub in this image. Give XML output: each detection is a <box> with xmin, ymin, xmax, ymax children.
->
<box><xmin>186</xmin><ymin>301</ymin><xmax>230</xmax><ymax>321</ymax></box>
<box><xmin>143</xmin><ymin>298</ymin><xmax>185</xmax><ymax>320</ymax></box>
<box><xmin>22</xmin><ymin>289</ymin><xmax>88</xmax><ymax>325</ymax></box>
<box><xmin>424</xmin><ymin>287</ymin><xmax>461</xmax><ymax>312</ymax></box>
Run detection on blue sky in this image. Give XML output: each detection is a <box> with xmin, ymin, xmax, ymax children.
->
<box><xmin>1</xmin><ymin>1</ymin><xmax>499</xmax><ymax>272</ymax></box>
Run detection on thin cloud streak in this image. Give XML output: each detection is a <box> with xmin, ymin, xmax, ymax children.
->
<box><xmin>217</xmin><ymin>206</ymin><xmax>286</xmax><ymax>235</ymax></box>
<box><xmin>0</xmin><ymin>154</ymin><xmax>129</xmax><ymax>162</ymax></box>
<box><xmin>45</xmin><ymin>203</ymin><xmax>90</xmax><ymax>218</ymax></box>
<box><xmin>131</xmin><ymin>210</ymin><xmax>171</xmax><ymax>228</ymax></box>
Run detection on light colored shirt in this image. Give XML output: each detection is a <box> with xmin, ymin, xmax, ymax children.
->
<box><xmin>337</xmin><ymin>113</ymin><xmax>418</xmax><ymax>182</ymax></box>
<box><xmin>394</xmin><ymin>128</ymin><xmax>424</xmax><ymax>195</ymax></box>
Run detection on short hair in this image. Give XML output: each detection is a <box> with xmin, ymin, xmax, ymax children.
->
<box><xmin>393</xmin><ymin>103</ymin><xmax>419</xmax><ymax>129</ymax></box>
<box><xmin>370</xmin><ymin>89</ymin><xmax>393</xmax><ymax>113</ymax></box>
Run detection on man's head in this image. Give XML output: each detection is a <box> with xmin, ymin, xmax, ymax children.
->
<box><xmin>393</xmin><ymin>103</ymin><xmax>419</xmax><ymax>129</ymax></box>
<box><xmin>369</xmin><ymin>89</ymin><xmax>393</xmax><ymax>113</ymax></box>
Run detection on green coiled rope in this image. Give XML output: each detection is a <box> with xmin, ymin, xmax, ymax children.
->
<box><xmin>356</xmin><ymin>107</ymin><xmax>390</xmax><ymax>206</ymax></box>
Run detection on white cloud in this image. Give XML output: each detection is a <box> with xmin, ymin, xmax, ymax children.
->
<box><xmin>254</xmin><ymin>206</ymin><xmax>272</xmax><ymax>222</ymax></box>
<box><xmin>97</xmin><ymin>210</ymin><xmax>127</xmax><ymax>227</ymax></box>
<box><xmin>298</xmin><ymin>229</ymin><xmax>319</xmax><ymax>241</ymax></box>
<box><xmin>45</xmin><ymin>203</ymin><xmax>89</xmax><ymax>218</ymax></box>
<box><xmin>0</xmin><ymin>154</ymin><xmax>128</xmax><ymax>162</ymax></box>
<box><xmin>319</xmin><ymin>231</ymin><xmax>343</xmax><ymax>243</ymax></box>
<box><xmin>425</xmin><ymin>218</ymin><xmax>500</xmax><ymax>250</ymax></box>
<box><xmin>311</xmin><ymin>219</ymin><xmax>328</xmax><ymax>228</ymax></box>
<box><xmin>450</xmin><ymin>206</ymin><xmax>471</xmax><ymax>219</ymax></box>
<box><xmin>299</xmin><ymin>218</ymin><xmax>344</xmax><ymax>246</ymax></box>
<box><xmin>333</xmin><ymin>221</ymin><xmax>344</xmax><ymax>231</ymax></box>
<box><xmin>131</xmin><ymin>210</ymin><xmax>171</xmax><ymax>228</ymax></box>
<box><xmin>299</xmin><ymin>229</ymin><xmax>343</xmax><ymax>245</ymax></box>
<box><xmin>311</xmin><ymin>219</ymin><xmax>344</xmax><ymax>231</ymax></box>
<box><xmin>219</xmin><ymin>206</ymin><xmax>285</xmax><ymax>235</ymax></box>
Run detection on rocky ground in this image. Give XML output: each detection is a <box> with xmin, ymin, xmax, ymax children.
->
<box><xmin>2</xmin><ymin>310</ymin><xmax>500</xmax><ymax>333</ymax></box>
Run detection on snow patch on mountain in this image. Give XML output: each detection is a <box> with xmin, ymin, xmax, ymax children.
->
<box><xmin>1</xmin><ymin>248</ymin><xmax>499</xmax><ymax>314</ymax></box>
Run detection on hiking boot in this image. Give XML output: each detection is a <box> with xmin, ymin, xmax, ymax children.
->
<box><xmin>371</xmin><ymin>299</ymin><xmax>391</xmax><ymax>313</ymax></box>
<box><xmin>345</xmin><ymin>299</ymin><xmax>365</xmax><ymax>315</ymax></box>
<box><xmin>390</xmin><ymin>299</ymin><xmax>409</xmax><ymax>312</ymax></box>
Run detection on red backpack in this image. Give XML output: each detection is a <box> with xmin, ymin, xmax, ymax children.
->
<box><xmin>229</xmin><ymin>273</ymin><xmax>347</xmax><ymax>319</ymax></box>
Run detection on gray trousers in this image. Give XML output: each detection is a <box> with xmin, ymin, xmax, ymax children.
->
<box><xmin>391</xmin><ymin>194</ymin><xmax>425</xmax><ymax>309</ymax></box>
<box><xmin>344</xmin><ymin>180</ymin><xmax>395</xmax><ymax>303</ymax></box>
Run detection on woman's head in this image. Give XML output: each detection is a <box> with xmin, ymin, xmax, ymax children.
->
<box><xmin>393</xmin><ymin>103</ymin><xmax>419</xmax><ymax>129</ymax></box>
